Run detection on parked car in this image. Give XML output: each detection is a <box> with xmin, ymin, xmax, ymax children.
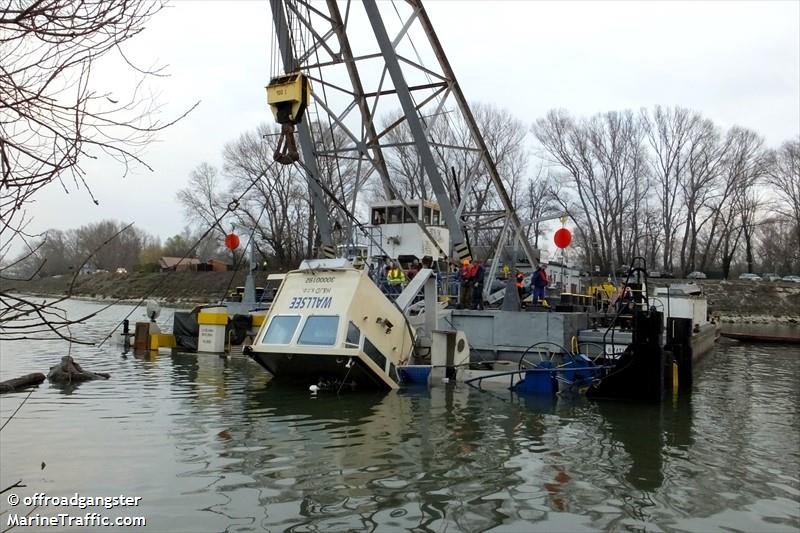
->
<box><xmin>781</xmin><ymin>275</ymin><xmax>800</xmax><ymax>283</ymax></box>
<box><xmin>739</xmin><ymin>273</ymin><xmax>762</xmax><ymax>281</ymax></box>
<box><xmin>762</xmin><ymin>273</ymin><xmax>781</xmax><ymax>281</ymax></box>
<box><xmin>649</xmin><ymin>270</ymin><xmax>662</xmax><ymax>278</ymax></box>
<box><xmin>115</xmin><ymin>267</ymin><xmax>128</xmax><ymax>275</ymax></box>
<box><xmin>686</xmin><ymin>271</ymin><xmax>707</xmax><ymax>279</ymax></box>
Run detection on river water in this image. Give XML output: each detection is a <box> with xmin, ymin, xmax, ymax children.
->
<box><xmin>1</xmin><ymin>299</ymin><xmax>798</xmax><ymax>532</ymax></box>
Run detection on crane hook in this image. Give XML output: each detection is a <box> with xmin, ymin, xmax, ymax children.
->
<box><xmin>274</xmin><ymin>123</ymin><xmax>300</xmax><ymax>165</ymax></box>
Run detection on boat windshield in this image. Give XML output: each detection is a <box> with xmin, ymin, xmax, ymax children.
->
<box><xmin>298</xmin><ymin>315</ymin><xmax>340</xmax><ymax>346</ymax></box>
<box><xmin>261</xmin><ymin>315</ymin><xmax>301</xmax><ymax>345</ymax></box>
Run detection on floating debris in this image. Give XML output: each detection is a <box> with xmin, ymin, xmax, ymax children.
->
<box><xmin>0</xmin><ymin>373</ymin><xmax>45</xmax><ymax>394</ymax></box>
<box><xmin>47</xmin><ymin>356</ymin><xmax>110</xmax><ymax>383</ymax></box>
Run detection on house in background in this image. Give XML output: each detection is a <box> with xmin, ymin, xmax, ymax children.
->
<box><xmin>206</xmin><ymin>258</ymin><xmax>230</xmax><ymax>272</ymax></box>
<box><xmin>159</xmin><ymin>257</ymin><xmax>201</xmax><ymax>272</ymax></box>
<box><xmin>78</xmin><ymin>264</ymin><xmax>97</xmax><ymax>275</ymax></box>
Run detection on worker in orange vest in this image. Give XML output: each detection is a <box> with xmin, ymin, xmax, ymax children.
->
<box><xmin>516</xmin><ymin>271</ymin><xmax>524</xmax><ymax>305</ymax></box>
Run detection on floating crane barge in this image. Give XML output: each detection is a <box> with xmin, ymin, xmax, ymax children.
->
<box><xmin>167</xmin><ymin>0</ymin><xmax>721</xmax><ymax>403</ymax></box>
<box><xmin>239</xmin><ymin>253</ymin><xmax>715</xmax><ymax>402</ymax></box>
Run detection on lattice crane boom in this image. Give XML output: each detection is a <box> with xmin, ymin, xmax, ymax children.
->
<box><xmin>266</xmin><ymin>0</ymin><xmax>540</xmax><ymax>267</ymax></box>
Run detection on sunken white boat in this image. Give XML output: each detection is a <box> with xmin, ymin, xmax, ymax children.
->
<box><xmin>244</xmin><ymin>259</ymin><xmax>414</xmax><ymax>390</ymax></box>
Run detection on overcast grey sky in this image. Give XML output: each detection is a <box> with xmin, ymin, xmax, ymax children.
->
<box><xmin>28</xmin><ymin>0</ymin><xmax>800</xmax><ymax>248</ymax></box>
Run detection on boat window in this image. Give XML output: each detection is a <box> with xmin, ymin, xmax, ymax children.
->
<box><xmin>345</xmin><ymin>321</ymin><xmax>361</xmax><ymax>348</ymax></box>
<box><xmin>403</xmin><ymin>206</ymin><xmax>416</xmax><ymax>223</ymax></box>
<box><xmin>423</xmin><ymin>207</ymin><xmax>432</xmax><ymax>225</ymax></box>
<box><xmin>387</xmin><ymin>207</ymin><xmax>403</xmax><ymax>224</ymax></box>
<box><xmin>364</xmin><ymin>338</ymin><xmax>387</xmax><ymax>371</ymax></box>
<box><xmin>371</xmin><ymin>208</ymin><xmax>386</xmax><ymax>225</ymax></box>
<box><xmin>432</xmin><ymin>209</ymin><xmax>440</xmax><ymax>226</ymax></box>
<box><xmin>298</xmin><ymin>315</ymin><xmax>340</xmax><ymax>346</ymax></box>
<box><xmin>261</xmin><ymin>315</ymin><xmax>301</xmax><ymax>345</ymax></box>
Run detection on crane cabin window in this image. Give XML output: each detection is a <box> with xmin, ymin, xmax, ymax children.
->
<box><xmin>372</xmin><ymin>208</ymin><xmax>386</xmax><ymax>225</ymax></box>
<box><xmin>298</xmin><ymin>315</ymin><xmax>340</xmax><ymax>346</ymax></box>
<box><xmin>423</xmin><ymin>207</ymin><xmax>432</xmax><ymax>225</ymax></box>
<box><xmin>387</xmin><ymin>207</ymin><xmax>403</xmax><ymax>224</ymax></box>
<box><xmin>402</xmin><ymin>206</ymin><xmax>416</xmax><ymax>223</ymax></box>
<box><xmin>262</xmin><ymin>315</ymin><xmax>301</xmax><ymax>345</ymax></box>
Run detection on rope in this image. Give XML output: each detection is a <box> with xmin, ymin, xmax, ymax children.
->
<box><xmin>217</xmin><ymin>168</ymin><xmax>276</xmax><ymax>304</ymax></box>
<box><xmin>97</xmin><ymin>160</ymin><xmax>281</xmax><ymax>348</ymax></box>
<box><xmin>0</xmin><ymin>389</ymin><xmax>34</xmax><ymax>432</ymax></box>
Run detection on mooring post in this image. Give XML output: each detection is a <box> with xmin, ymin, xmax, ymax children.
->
<box><xmin>122</xmin><ymin>319</ymin><xmax>130</xmax><ymax>353</ymax></box>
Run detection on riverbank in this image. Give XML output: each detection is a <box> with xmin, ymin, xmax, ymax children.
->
<box><xmin>8</xmin><ymin>271</ymin><xmax>251</xmax><ymax>308</ymax></box>
<box><xmin>8</xmin><ymin>271</ymin><xmax>800</xmax><ymax>323</ymax></box>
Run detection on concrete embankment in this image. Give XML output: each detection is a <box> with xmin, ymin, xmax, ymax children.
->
<box><xmin>664</xmin><ymin>279</ymin><xmax>800</xmax><ymax>324</ymax></box>
<box><xmin>9</xmin><ymin>272</ymin><xmax>800</xmax><ymax>323</ymax></box>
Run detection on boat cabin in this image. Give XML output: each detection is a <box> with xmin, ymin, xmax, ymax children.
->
<box><xmin>247</xmin><ymin>259</ymin><xmax>413</xmax><ymax>389</ymax></box>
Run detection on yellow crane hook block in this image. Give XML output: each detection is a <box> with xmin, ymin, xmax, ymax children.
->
<box><xmin>266</xmin><ymin>72</ymin><xmax>311</xmax><ymax>125</ymax></box>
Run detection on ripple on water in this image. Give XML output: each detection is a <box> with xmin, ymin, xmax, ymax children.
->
<box><xmin>1</xmin><ymin>301</ymin><xmax>799</xmax><ymax>531</ymax></box>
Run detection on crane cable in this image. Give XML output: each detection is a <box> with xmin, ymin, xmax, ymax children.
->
<box><xmin>97</xmin><ymin>160</ymin><xmax>281</xmax><ymax>348</ymax></box>
<box><xmin>215</xmin><ymin>167</ymin><xmax>277</xmax><ymax>304</ymax></box>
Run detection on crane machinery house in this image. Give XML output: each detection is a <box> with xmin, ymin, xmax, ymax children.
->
<box><xmin>368</xmin><ymin>199</ymin><xmax>450</xmax><ymax>265</ymax></box>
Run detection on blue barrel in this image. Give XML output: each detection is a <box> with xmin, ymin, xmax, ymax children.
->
<box><xmin>399</xmin><ymin>365</ymin><xmax>432</xmax><ymax>385</ymax></box>
<box><xmin>512</xmin><ymin>361</ymin><xmax>557</xmax><ymax>395</ymax></box>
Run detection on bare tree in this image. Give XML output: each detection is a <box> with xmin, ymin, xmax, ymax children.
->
<box><xmin>534</xmin><ymin>105</ymin><xmax>795</xmax><ymax>277</ymax></box>
<box><xmin>223</xmin><ymin>124</ymin><xmax>311</xmax><ymax>269</ymax></box>
<box><xmin>1</xmin><ymin>0</ymin><xmax>195</xmax><ymax>341</ymax></box>
<box><xmin>532</xmin><ymin>109</ymin><xmax>647</xmax><ymax>273</ymax></box>
<box><xmin>176</xmin><ymin>163</ymin><xmax>234</xmax><ymax>261</ymax></box>
<box><xmin>702</xmin><ymin>127</ymin><xmax>768</xmax><ymax>277</ymax></box>
<box><xmin>309</xmin><ymin>122</ymin><xmax>361</xmax><ymax>247</ymax></box>
<box><xmin>372</xmin><ymin>103</ymin><xmax>530</xmax><ymax>259</ymax></box>
<box><xmin>522</xmin><ymin>167</ymin><xmax>560</xmax><ymax>248</ymax></box>
<box><xmin>641</xmin><ymin>106</ymin><xmax>700</xmax><ymax>272</ymax></box>
<box><xmin>382</xmin><ymin>115</ymin><xmax>429</xmax><ymax>200</ymax></box>
<box><xmin>427</xmin><ymin>103</ymin><xmax>528</xmax><ymax>258</ymax></box>
<box><xmin>72</xmin><ymin>220</ymin><xmax>146</xmax><ymax>271</ymax></box>
<box><xmin>677</xmin><ymin>118</ymin><xmax>728</xmax><ymax>274</ymax></box>
<box><xmin>757</xmin><ymin>218</ymin><xmax>799</xmax><ymax>273</ymax></box>
<box><xmin>766</xmin><ymin>138</ymin><xmax>800</xmax><ymax>256</ymax></box>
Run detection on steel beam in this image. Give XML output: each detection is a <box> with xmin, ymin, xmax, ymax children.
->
<box><xmin>410</xmin><ymin>0</ymin><xmax>538</xmax><ymax>268</ymax></box>
<box><xmin>325</xmin><ymin>0</ymin><xmax>396</xmax><ymax>200</ymax></box>
<box><xmin>362</xmin><ymin>0</ymin><xmax>467</xmax><ymax>253</ymax></box>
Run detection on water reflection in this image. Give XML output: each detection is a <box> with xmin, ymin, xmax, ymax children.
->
<box><xmin>596</xmin><ymin>399</ymin><xmax>693</xmax><ymax>492</ymax></box>
<box><xmin>159</xmin><ymin>365</ymin><xmax>696</xmax><ymax>531</ymax></box>
<box><xmin>48</xmin><ymin>381</ymin><xmax>85</xmax><ymax>395</ymax></box>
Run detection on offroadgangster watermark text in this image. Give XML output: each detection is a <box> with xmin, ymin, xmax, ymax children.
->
<box><xmin>6</xmin><ymin>492</ymin><xmax>146</xmax><ymax>528</ymax></box>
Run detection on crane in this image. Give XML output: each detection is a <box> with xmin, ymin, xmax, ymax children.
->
<box><xmin>266</xmin><ymin>0</ymin><xmax>541</xmax><ymax>269</ymax></box>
